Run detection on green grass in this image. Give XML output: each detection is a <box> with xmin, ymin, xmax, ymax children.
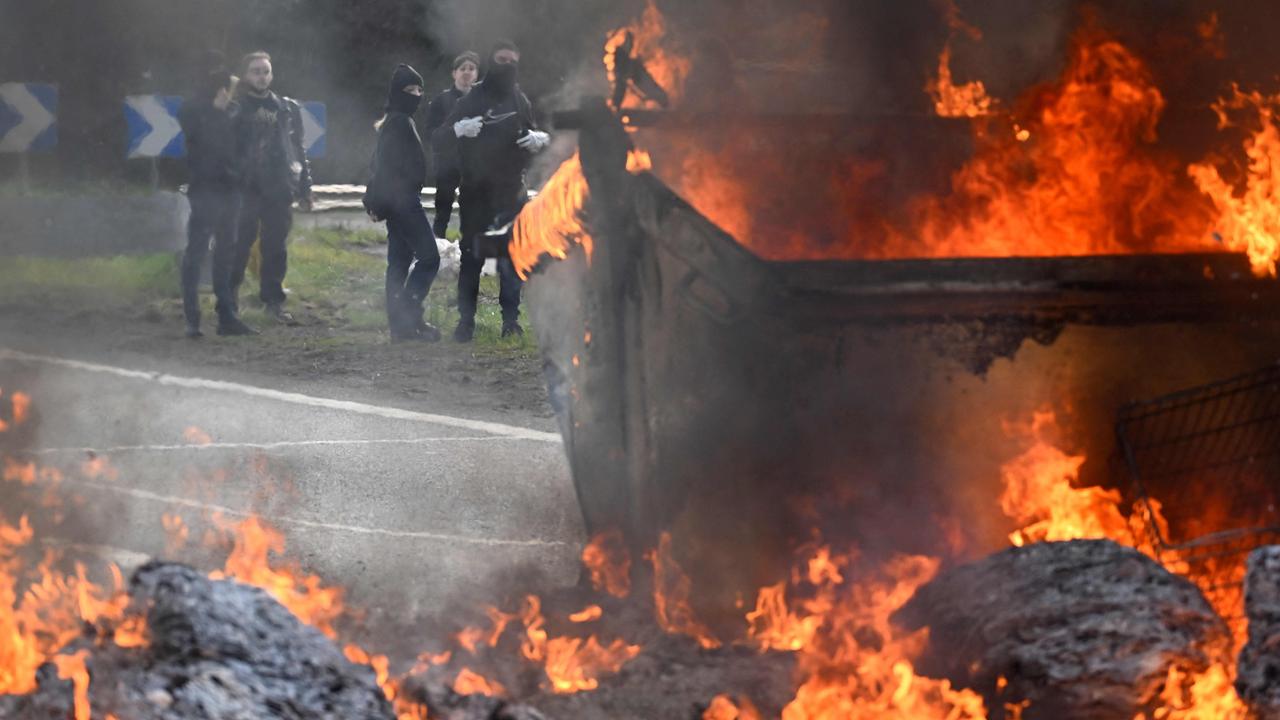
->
<box><xmin>0</xmin><ymin>223</ymin><xmax>539</xmax><ymax>355</ymax></box>
<box><xmin>0</xmin><ymin>254</ymin><xmax>177</xmax><ymax>303</ymax></box>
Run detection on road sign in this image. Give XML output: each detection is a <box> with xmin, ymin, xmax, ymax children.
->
<box><xmin>124</xmin><ymin>95</ymin><xmax>184</xmax><ymax>158</ymax></box>
<box><xmin>300</xmin><ymin>101</ymin><xmax>326</xmax><ymax>158</ymax></box>
<box><xmin>0</xmin><ymin>83</ymin><xmax>57</xmax><ymax>153</ymax></box>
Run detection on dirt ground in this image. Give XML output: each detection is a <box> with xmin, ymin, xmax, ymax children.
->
<box><xmin>0</xmin><ymin>269</ymin><xmax>558</xmax><ymax>433</ymax></box>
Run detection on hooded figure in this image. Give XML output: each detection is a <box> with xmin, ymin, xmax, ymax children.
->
<box><xmin>435</xmin><ymin>40</ymin><xmax>549</xmax><ymax>341</ymax></box>
<box><xmin>363</xmin><ymin>63</ymin><xmax>442</xmax><ymax>342</ymax></box>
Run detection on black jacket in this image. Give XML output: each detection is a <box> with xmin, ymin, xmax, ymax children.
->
<box><xmin>432</xmin><ymin>81</ymin><xmax>537</xmax><ymax>188</ymax></box>
<box><xmin>424</xmin><ymin>86</ymin><xmax>465</xmax><ymax>172</ymax></box>
<box><xmin>363</xmin><ymin>112</ymin><xmax>427</xmax><ymax>219</ymax></box>
<box><xmin>178</xmin><ymin>99</ymin><xmax>238</xmax><ymax>191</ymax></box>
<box><xmin>231</xmin><ymin>91</ymin><xmax>312</xmax><ymax>200</ymax></box>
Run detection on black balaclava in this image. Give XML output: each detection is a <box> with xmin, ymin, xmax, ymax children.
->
<box><xmin>386</xmin><ymin>63</ymin><xmax>424</xmax><ymax>114</ymax></box>
<box><xmin>484</xmin><ymin>60</ymin><xmax>518</xmax><ymax>95</ymax></box>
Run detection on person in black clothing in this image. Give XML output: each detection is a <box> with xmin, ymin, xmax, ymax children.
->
<box><xmin>363</xmin><ymin>64</ymin><xmax>442</xmax><ymax>342</ymax></box>
<box><xmin>436</xmin><ymin>40</ymin><xmax>549</xmax><ymax>342</ymax></box>
<box><xmin>177</xmin><ymin>65</ymin><xmax>257</xmax><ymax>338</ymax></box>
<box><xmin>424</xmin><ymin>51</ymin><xmax>479</xmax><ymax>240</ymax></box>
<box><xmin>229</xmin><ymin>51</ymin><xmax>313</xmax><ymax>326</ymax></box>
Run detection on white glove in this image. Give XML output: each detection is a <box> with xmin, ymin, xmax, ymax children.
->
<box><xmin>517</xmin><ymin>130</ymin><xmax>550</xmax><ymax>152</ymax></box>
<box><xmin>454</xmin><ymin>116</ymin><xmax>483</xmax><ymax>138</ymax></box>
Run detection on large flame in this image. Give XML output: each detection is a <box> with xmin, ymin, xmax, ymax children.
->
<box><xmin>1189</xmin><ymin>87</ymin><xmax>1280</xmax><ymax>277</ymax></box>
<box><xmin>649</xmin><ymin>531</ymin><xmax>721</xmax><ymax>649</ymax></box>
<box><xmin>209</xmin><ymin>514</ymin><xmax>345</xmax><ymax>637</ymax></box>
<box><xmin>997</xmin><ymin>409</ymin><xmax>1250</xmax><ymax>717</ymax></box>
<box><xmin>746</xmin><ymin>548</ymin><xmax>988</xmax><ymax>719</ymax></box>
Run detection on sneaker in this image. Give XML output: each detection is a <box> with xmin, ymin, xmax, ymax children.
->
<box><xmin>266</xmin><ymin>303</ymin><xmax>298</xmax><ymax>326</ymax></box>
<box><xmin>453</xmin><ymin>319</ymin><xmax>475</xmax><ymax>343</ymax></box>
<box><xmin>216</xmin><ymin>317</ymin><xmax>260</xmax><ymax>336</ymax></box>
<box><xmin>501</xmin><ymin>321</ymin><xmax>524</xmax><ymax>338</ymax></box>
<box><xmin>184</xmin><ymin>322</ymin><xmax>203</xmax><ymax>339</ymax></box>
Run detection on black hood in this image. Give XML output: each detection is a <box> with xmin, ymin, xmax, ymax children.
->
<box><xmin>386</xmin><ymin>63</ymin><xmax>424</xmax><ymax>115</ymax></box>
<box><xmin>483</xmin><ymin>61</ymin><xmax>519</xmax><ymax>96</ymax></box>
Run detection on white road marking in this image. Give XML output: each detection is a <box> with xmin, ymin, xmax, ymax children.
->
<box><xmin>0</xmin><ymin>348</ymin><xmax>562</xmax><ymax>443</ymax></box>
<box><xmin>64</xmin><ymin>475</ymin><xmax>571</xmax><ymax>549</ymax></box>
<box><xmin>30</xmin><ymin>435</ymin><xmax>530</xmax><ymax>456</ymax></box>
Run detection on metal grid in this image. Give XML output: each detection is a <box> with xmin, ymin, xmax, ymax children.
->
<box><xmin>1117</xmin><ymin>363</ymin><xmax>1280</xmax><ymax>622</ymax></box>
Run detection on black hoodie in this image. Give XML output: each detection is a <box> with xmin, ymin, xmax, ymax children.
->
<box><xmin>433</xmin><ymin>68</ymin><xmax>537</xmax><ymax>187</ymax></box>
<box><xmin>363</xmin><ymin>65</ymin><xmax>428</xmax><ymax>218</ymax></box>
<box><xmin>178</xmin><ymin>98</ymin><xmax>239</xmax><ymax>191</ymax></box>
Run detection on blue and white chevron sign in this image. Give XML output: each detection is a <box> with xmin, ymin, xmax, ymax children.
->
<box><xmin>124</xmin><ymin>95</ymin><xmax>185</xmax><ymax>158</ymax></box>
<box><xmin>0</xmin><ymin>83</ymin><xmax>57</xmax><ymax>153</ymax></box>
<box><xmin>300</xmin><ymin>101</ymin><xmax>326</xmax><ymax>158</ymax></box>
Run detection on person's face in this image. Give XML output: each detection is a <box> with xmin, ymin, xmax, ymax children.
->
<box><xmin>403</xmin><ymin>84</ymin><xmax>424</xmax><ymax>97</ymax></box>
<box><xmin>452</xmin><ymin>61</ymin><xmax>478</xmax><ymax>91</ymax></box>
<box><xmin>492</xmin><ymin>49</ymin><xmax>520</xmax><ymax>66</ymax></box>
<box><xmin>245</xmin><ymin>59</ymin><xmax>273</xmax><ymax>94</ymax></box>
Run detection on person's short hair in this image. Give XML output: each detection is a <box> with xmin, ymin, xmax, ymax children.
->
<box><xmin>453</xmin><ymin>51</ymin><xmax>480</xmax><ymax>71</ymax></box>
<box><xmin>239</xmin><ymin>51</ymin><xmax>272</xmax><ymax>74</ymax></box>
<box><xmin>489</xmin><ymin>40</ymin><xmax>519</xmax><ymax>60</ymax></box>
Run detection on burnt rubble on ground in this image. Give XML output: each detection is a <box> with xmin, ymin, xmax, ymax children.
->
<box><xmin>0</xmin><ymin>561</ymin><xmax>395</xmax><ymax>719</ymax></box>
<box><xmin>893</xmin><ymin>539</ymin><xmax>1232</xmax><ymax>720</ymax></box>
<box><xmin>1238</xmin><ymin>545</ymin><xmax>1280</xmax><ymax>716</ymax></box>
<box><xmin>10</xmin><ymin>545</ymin><xmax>1280</xmax><ymax>718</ymax></box>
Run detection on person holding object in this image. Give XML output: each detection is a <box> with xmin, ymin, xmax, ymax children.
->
<box><xmin>424</xmin><ymin>51</ymin><xmax>479</xmax><ymax>240</ymax></box>
<box><xmin>176</xmin><ymin>62</ymin><xmax>257</xmax><ymax>338</ymax></box>
<box><xmin>437</xmin><ymin>40</ymin><xmax>549</xmax><ymax>342</ymax></box>
<box><xmin>364</xmin><ymin>64</ymin><xmax>442</xmax><ymax>342</ymax></box>
<box><xmin>229</xmin><ymin>51</ymin><xmax>313</xmax><ymax>326</ymax></box>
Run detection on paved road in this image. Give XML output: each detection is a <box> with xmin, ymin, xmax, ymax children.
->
<box><xmin>0</xmin><ymin>347</ymin><xmax>585</xmax><ymax>619</ymax></box>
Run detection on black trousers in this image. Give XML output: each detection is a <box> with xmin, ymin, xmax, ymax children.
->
<box><xmin>457</xmin><ymin>179</ymin><xmax>524</xmax><ymax>324</ymax></box>
<box><xmin>181</xmin><ymin>188</ymin><xmax>240</xmax><ymax>325</ymax></box>
<box><xmin>432</xmin><ymin>166</ymin><xmax>461</xmax><ymax>240</ymax></box>
<box><xmin>386</xmin><ymin>202</ymin><xmax>441</xmax><ymax>331</ymax></box>
<box><xmin>232</xmin><ymin>191</ymin><xmax>293</xmax><ymax>307</ymax></box>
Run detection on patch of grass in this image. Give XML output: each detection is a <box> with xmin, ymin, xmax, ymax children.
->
<box><xmin>1</xmin><ymin>225</ymin><xmax>539</xmax><ymax>356</ymax></box>
<box><xmin>0</xmin><ymin>253</ymin><xmax>177</xmax><ymax>303</ymax></box>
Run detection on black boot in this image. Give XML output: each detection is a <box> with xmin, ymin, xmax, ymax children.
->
<box><xmin>453</xmin><ymin>317</ymin><xmax>475</xmax><ymax>343</ymax></box>
<box><xmin>217</xmin><ymin>315</ymin><xmax>259</xmax><ymax>336</ymax></box>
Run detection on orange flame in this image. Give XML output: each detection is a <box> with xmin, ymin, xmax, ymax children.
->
<box><xmin>754</xmin><ymin>549</ymin><xmax>987</xmax><ymax>719</ymax></box>
<box><xmin>582</xmin><ymin>529</ymin><xmax>632</xmax><ymax>599</ymax></box>
<box><xmin>705</xmin><ymin>694</ymin><xmax>764</xmax><ymax>720</ymax></box>
<box><xmin>649</xmin><ymin>532</ymin><xmax>720</xmax><ymax>649</ymax></box>
<box><xmin>162</xmin><ymin>513</ymin><xmax>189</xmax><ymax>556</ymax></box>
<box><xmin>210</xmin><ymin>515</ymin><xmax>344</xmax><ymax>637</ymax></box>
<box><xmin>183</xmin><ymin>425</ymin><xmax>214</xmax><ymax>445</ymax></box>
<box><xmin>569</xmin><ymin>604</ymin><xmax>603</xmax><ymax>623</ymax></box>
<box><xmin>511</xmin><ymin>153</ymin><xmax>590</xmax><ymax>279</ymax></box>
<box><xmin>519</xmin><ymin>594</ymin><xmax>641</xmax><ymax>693</ymax></box>
<box><xmin>1188</xmin><ymin>86</ymin><xmax>1280</xmax><ymax>277</ymax></box>
<box><xmin>998</xmin><ymin>410</ymin><xmax>1130</xmax><ymax>547</ymax></box>
<box><xmin>999</xmin><ymin>409</ymin><xmax>1250</xmax><ymax>716</ymax></box>
<box><xmin>928</xmin><ymin>44</ymin><xmax>994</xmax><ymax>119</ymax></box>
<box><xmin>53</xmin><ymin>649</ymin><xmax>91</xmax><ymax>720</ymax></box>
<box><xmin>604</xmin><ymin>0</ymin><xmax>690</xmax><ymax>109</ymax></box>
<box><xmin>454</xmin><ymin>667</ymin><xmax>506</xmax><ymax>697</ymax></box>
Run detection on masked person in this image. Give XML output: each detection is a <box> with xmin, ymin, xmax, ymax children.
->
<box><xmin>177</xmin><ymin>64</ymin><xmax>257</xmax><ymax>338</ymax></box>
<box><xmin>424</xmin><ymin>51</ymin><xmax>479</xmax><ymax>240</ymax></box>
<box><xmin>229</xmin><ymin>51</ymin><xmax>312</xmax><ymax>326</ymax></box>
<box><xmin>363</xmin><ymin>64</ymin><xmax>442</xmax><ymax>342</ymax></box>
<box><xmin>437</xmin><ymin>40</ymin><xmax>549</xmax><ymax>342</ymax></box>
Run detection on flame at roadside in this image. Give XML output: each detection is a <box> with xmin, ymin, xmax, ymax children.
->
<box><xmin>997</xmin><ymin>409</ymin><xmax>1250</xmax><ymax>718</ymax></box>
